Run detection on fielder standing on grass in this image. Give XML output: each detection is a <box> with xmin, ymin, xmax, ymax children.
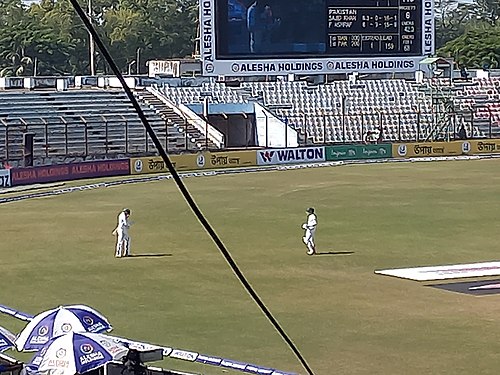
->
<box><xmin>302</xmin><ymin>207</ymin><xmax>317</xmax><ymax>255</ymax></box>
<box><xmin>113</xmin><ymin>208</ymin><xmax>132</xmax><ymax>258</ymax></box>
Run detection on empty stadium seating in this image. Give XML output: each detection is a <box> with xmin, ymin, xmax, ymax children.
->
<box><xmin>136</xmin><ymin>88</ymin><xmax>221</xmax><ymax>151</ymax></box>
<box><xmin>1</xmin><ymin>75</ymin><xmax>498</xmax><ymax>167</ymax></box>
<box><xmin>250</xmin><ymin>79</ymin><xmax>436</xmax><ymax>143</ymax></box>
<box><xmin>159</xmin><ymin>78</ymin><xmax>497</xmax><ymax>144</ymax></box>
<box><xmin>159</xmin><ymin>79</ymin><xmax>438</xmax><ymax>143</ymax></box>
<box><xmin>453</xmin><ymin>77</ymin><xmax>500</xmax><ymax>137</ymax></box>
<box><xmin>0</xmin><ymin>89</ymin><xmax>168</xmax><ymax>166</ymax></box>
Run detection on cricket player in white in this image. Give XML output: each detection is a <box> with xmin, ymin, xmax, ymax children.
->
<box><xmin>302</xmin><ymin>207</ymin><xmax>317</xmax><ymax>255</ymax></box>
<box><xmin>113</xmin><ymin>208</ymin><xmax>131</xmax><ymax>257</ymax></box>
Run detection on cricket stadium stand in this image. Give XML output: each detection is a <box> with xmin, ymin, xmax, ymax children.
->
<box><xmin>0</xmin><ymin>89</ymin><xmax>216</xmax><ymax>167</ymax></box>
<box><xmin>156</xmin><ymin>77</ymin><xmax>493</xmax><ymax>144</ymax></box>
<box><xmin>1</xmin><ymin>75</ymin><xmax>499</xmax><ymax>167</ymax></box>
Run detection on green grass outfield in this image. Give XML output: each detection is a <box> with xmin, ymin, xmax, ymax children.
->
<box><xmin>2</xmin><ymin>158</ymin><xmax>500</xmax><ymax>375</ymax></box>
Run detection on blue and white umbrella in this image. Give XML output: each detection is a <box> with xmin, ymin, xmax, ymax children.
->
<box><xmin>16</xmin><ymin>305</ymin><xmax>112</xmax><ymax>351</ymax></box>
<box><xmin>28</xmin><ymin>332</ymin><xmax>129</xmax><ymax>375</ymax></box>
<box><xmin>0</xmin><ymin>326</ymin><xmax>16</xmax><ymax>352</ymax></box>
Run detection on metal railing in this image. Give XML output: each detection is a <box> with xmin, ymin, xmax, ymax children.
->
<box><xmin>0</xmin><ymin>114</ymin><xmax>164</xmax><ymax>165</ymax></box>
<box><xmin>278</xmin><ymin>107</ymin><xmax>500</xmax><ymax>145</ymax></box>
<box><xmin>1</xmin><ymin>106</ymin><xmax>499</xmax><ymax>166</ymax></box>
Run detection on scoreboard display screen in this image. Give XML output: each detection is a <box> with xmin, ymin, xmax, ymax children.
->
<box><xmin>326</xmin><ymin>0</ymin><xmax>420</xmax><ymax>56</ymax></box>
<box><xmin>200</xmin><ymin>0</ymin><xmax>434</xmax><ymax>76</ymax></box>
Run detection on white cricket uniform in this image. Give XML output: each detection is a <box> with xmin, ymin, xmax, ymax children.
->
<box><xmin>115</xmin><ymin>211</ymin><xmax>131</xmax><ymax>257</ymax></box>
<box><xmin>302</xmin><ymin>213</ymin><xmax>317</xmax><ymax>254</ymax></box>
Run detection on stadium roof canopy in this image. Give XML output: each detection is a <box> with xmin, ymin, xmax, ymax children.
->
<box><xmin>419</xmin><ymin>57</ymin><xmax>454</xmax><ymax>78</ymax></box>
<box><xmin>419</xmin><ymin>57</ymin><xmax>451</xmax><ymax>66</ymax></box>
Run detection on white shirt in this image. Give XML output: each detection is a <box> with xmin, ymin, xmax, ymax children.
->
<box><xmin>117</xmin><ymin>212</ymin><xmax>130</xmax><ymax>231</ymax></box>
<box><xmin>307</xmin><ymin>213</ymin><xmax>317</xmax><ymax>229</ymax></box>
<box><xmin>247</xmin><ymin>3</ymin><xmax>258</xmax><ymax>32</ymax></box>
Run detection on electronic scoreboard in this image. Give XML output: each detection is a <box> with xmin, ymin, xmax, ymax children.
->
<box><xmin>200</xmin><ymin>0</ymin><xmax>434</xmax><ymax>76</ymax></box>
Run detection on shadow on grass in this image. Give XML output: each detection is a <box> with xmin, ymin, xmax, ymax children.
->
<box><xmin>125</xmin><ymin>253</ymin><xmax>173</xmax><ymax>258</ymax></box>
<box><xmin>315</xmin><ymin>251</ymin><xmax>354</xmax><ymax>256</ymax></box>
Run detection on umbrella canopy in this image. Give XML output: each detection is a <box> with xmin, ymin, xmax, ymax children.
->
<box><xmin>16</xmin><ymin>305</ymin><xmax>112</xmax><ymax>351</ymax></box>
<box><xmin>28</xmin><ymin>332</ymin><xmax>129</xmax><ymax>375</ymax></box>
<box><xmin>0</xmin><ymin>326</ymin><xmax>16</xmax><ymax>352</ymax></box>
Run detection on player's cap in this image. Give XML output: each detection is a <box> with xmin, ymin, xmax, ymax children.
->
<box><xmin>306</xmin><ymin>207</ymin><xmax>315</xmax><ymax>213</ymax></box>
<box><xmin>122</xmin><ymin>208</ymin><xmax>131</xmax><ymax>214</ymax></box>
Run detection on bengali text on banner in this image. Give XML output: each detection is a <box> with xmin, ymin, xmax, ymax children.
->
<box><xmin>130</xmin><ymin>154</ymin><xmax>199</xmax><ymax>175</ymax></box>
<box><xmin>392</xmin><ymin>141</ymin><xmax>467</xmax><ymax>158</ymax></box>
<box><xmin>197</xmin><ymin>151</ymin><xmax>256</xmax><ymax>169</ymax></box>
<box><xmin>468</xmin><ymin>139</ymin><xmax>500</xmax><ymax>154</ymax></box>
<box><xmin>130</xmin><ymin>151</ymin><xmax>257</xmax><ymax>175</ymax></box>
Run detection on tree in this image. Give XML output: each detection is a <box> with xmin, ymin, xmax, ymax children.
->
<box><xmin>434</xmin><ymin>0</ymin><xmax>486</xmax><ymax>49</ymax></box>
<box><xmin>0</xmin><ymin>0</ymin><xmax>32</xmax><ymax>76</ymax></box>
<box><xmin>438</xmin><ymin>22</ymin><xmax>500</xmax><ymax>69</ymax></box>
<box><xmin>102</xmin><ymin>0</ymin><xmax>198</xmax><ymax>73</ymax></box>
<box><xmin>473</xmin><ymin>0</ymin><xmax>499</xmax><ymax>25</ymax></box>
<box><xmin>0</xmin><ymin>0</ymin><xmax>200</xmax><ymax>76</ymax></box>
<box><xmin>30</xmin><ymin>0</ymin><xmax>97</xmax><ymax>74</ymax></box>
<box><xmin>0</xmin><ymin>0</ymin><xmax>77</xmax><ymax>76</ymax></box>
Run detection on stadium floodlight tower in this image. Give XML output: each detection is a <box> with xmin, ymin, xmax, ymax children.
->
<box><xmin>88</xmin><ymin>0</ymin><xmax>95</xmax><ymax>76</ymax></box>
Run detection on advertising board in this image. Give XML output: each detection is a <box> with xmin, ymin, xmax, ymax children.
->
<box><xmin>130</xmin><ymin>151</ymin><xmax>257</xmax><ymax>174</ymax></box>
<box><xmin>468</xmin><ymin>139</ymin><xmax>500</xmax><ymax>154</ymax></box>
<box><xmin>392</xmin><ymin>141</ymin><xmax>464</xmax><ymax>158</ymax></box>
<box><xmin>10</xmin><ymin>160</ymin><xmax>130</xmax><ymax>186</ymax></box>
<box><xmin>197</xmin><ymin>151</ymin><xmax>256</xmax><ymax>169</ymax></box>
<box><xmin>325</xmin><ymin>144</ymin><xmax>392</xmax><ymax>161</ymax></box>
<box><xmin>0</xmin><ymin>169</ymin><xmax>11</xmax><ymax>188</ymax></box>
<box><xmin>257</xmin><ymin>147</ymin><xmax>325</xmax><ymax>165</ymax></box>
<box><xmin>130</xmin><ymin>155</ymin><xmax>199</xmax><ymax>175</ymax></box>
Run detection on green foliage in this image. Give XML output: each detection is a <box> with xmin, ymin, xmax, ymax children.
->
<box><xmin>1</xmin><ymin>0</ymin><xmax>498</xmax><ymax>76</ymax></box>
<box><xmin>434</xmin><ymin>1</ymin><xmax>475</xmax><ymax>48</ymax></box>
<box><xmin>0</xmin><ymin>0</ymin><xmax>198</xmax><ymax>76</ymax></box>
<box><xmin>473</xmin><ymin>0</ymin><xmax>500</xmax><ymax>24</ymax></box>
<box><xmin>433</xmin><ymin>0</ymin><xmax>500</xmax><ymax>68</ymax></box>
<box><xmin>438</xmin><ymin>21</ymin><xmax>500</xmax><ymax>69</ymax></box>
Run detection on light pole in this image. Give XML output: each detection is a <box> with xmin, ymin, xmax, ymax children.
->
<box><xmin>322</xmin><ymin>109</ymin><xmax>326</xmax><ymax>144</ymax></box>
<box><xmin>88</xmin><ymin>0</ymin><xmax>95</xmax><ymax>76</ymax></box>
<box><xmin>202</xmin><ymin>96</ymin><xmax>210</xmax><ymax>150</ymax></box>
<box><xmin>136</xmin><ymin>48</ymin><xmax>141</xmax><ymax>74</ymax></box>
<box><xmin>414</xmin><ymin>104</ymin><xmax>421</xmax><ymax>141</ymax></box>
<box><xmin>341</xmin><ymin>95</ymin><xmax>346</xmax><ymax>143</ymax></box>
<box><xmin>128</xmin><ymin>61</ymin><xmax>136</xmax><ymax>75</ymax></box>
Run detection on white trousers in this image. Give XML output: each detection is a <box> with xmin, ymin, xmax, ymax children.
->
<box><xmin>303</xmin><ymin>227</ymin><xmax>316</xmax><ymax>253</ymax></box>
<box><xmin>115</xmin><ymin>230</ymin><xmax>130</xmax><ymax>257</ymax></box>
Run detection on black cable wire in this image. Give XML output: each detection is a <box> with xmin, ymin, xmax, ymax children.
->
<box><xmin>67</xmin><ymin>1</ymin><xmax>315</xmax><ymax>374</ymax></box>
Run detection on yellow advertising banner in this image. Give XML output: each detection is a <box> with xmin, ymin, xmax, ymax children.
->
<box><xmin>392</xmin><ymin>141</ymin><xmax>466</xmax><ymax>158</ymax></box>
<box><xmin>199</xmin><ymin>150</ymin><xmax>257</xmax><ymax>169</ymax></box>
<box><xmin>130</xmin><ymin>154</ymin><xmax>199</xmax><ymax>175</ymax></box>
<box><xmin>468</xmin><ymin>139</ymin><xmax>500</xmax><ymax>154</ymax></box>
<box><xmin>130</xmin><ymin>150</ymin><xmax>257</xmax><ymax>175</ymax></box>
